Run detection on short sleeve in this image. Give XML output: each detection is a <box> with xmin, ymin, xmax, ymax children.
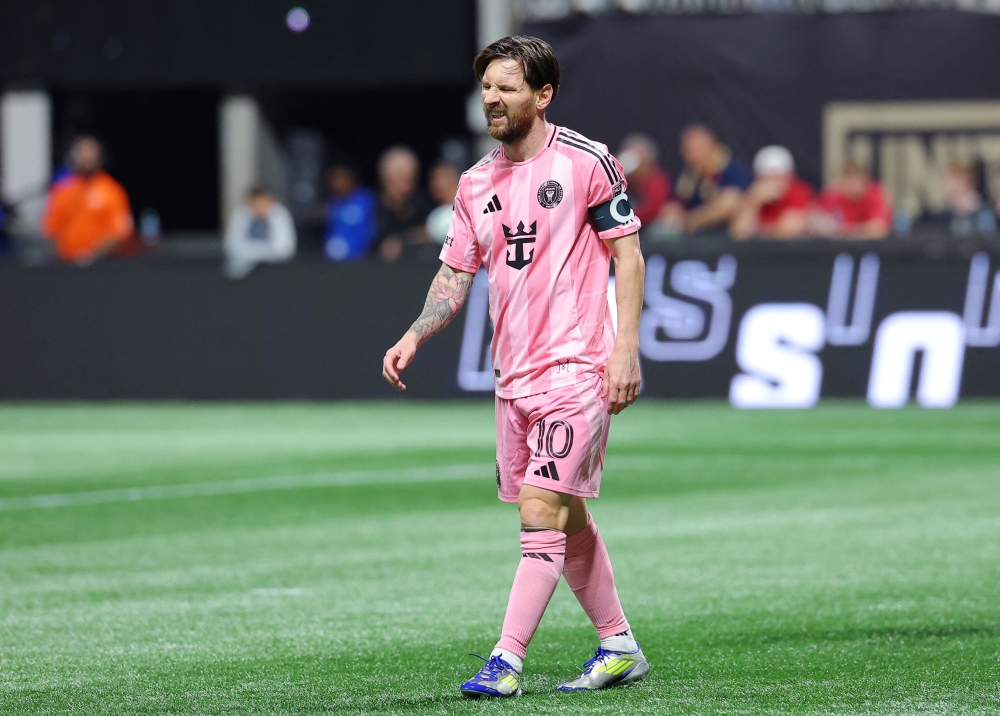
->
<box><xmin>718</xmin><ymin>159</ymin><xmax>752</xmax><ymax>191</ymax></box>
<box><xmin>787</xmin><ymin>180</ymin><xmax>815</xmax><ymax>209</ymax></box>
<box><xmin>586</xmin><ymin>153</ymin><xmax>642</xmax><ymax>240</ymax></box>
<box><xmin>438</xmin><ymin>174</ymin><xmax>482</xmax><ymax>273</ymax></box>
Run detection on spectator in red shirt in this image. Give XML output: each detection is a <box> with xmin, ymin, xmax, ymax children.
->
<box><xmin>813</xmin><ymin>160</ymin><xmax>892</xmax><ymax>240</ymax></box>
<box><xmin>615</xmin><ymin>133</ymin><xmax>670</xmax><ymax>226</ymax></box>
<box><xmin>731</xmin><ymin>146</ymin><xmax>813</xmax><ymax>240</ymax></box>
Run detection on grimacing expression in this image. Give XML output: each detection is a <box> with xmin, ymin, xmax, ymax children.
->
<box><xmin>481</xmin><ymin>59</ymin><xmax>538</xmax><ymax>144</ymax></box>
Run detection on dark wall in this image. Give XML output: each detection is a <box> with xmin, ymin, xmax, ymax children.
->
<box><xmin>259</xmin><ymin>86</ymin><xmax>472</xmax><ymax>188</ymax></box>
<box><xmin>1</xmin><ymin>0</ymin><xmax>475</xmax><ymax>87</ymax></box>
<box><xmin>52</xmin><ymin>89</ymin><xmax>220</xmax><ymax>231</ymax></box>
<box><xmin>526</xmin><ymin>11</ymin><xmax>1000</xmax><ymax>188</ymax></box>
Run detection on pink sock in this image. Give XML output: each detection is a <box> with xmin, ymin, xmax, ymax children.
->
<box><xmin>494</xmin><ymin>529</ymin><xmax>567</xmax><ymax>660</ymax></box>
<box><xmin>563</xmin><ymin>516</ymin><xmax>630</xmax><ymax>639</ymax></box>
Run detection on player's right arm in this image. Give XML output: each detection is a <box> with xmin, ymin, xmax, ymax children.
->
<box><xmin>382</xmin><ymin>263</ymin><xmax>475</xmax><ymax>391</ymax></box>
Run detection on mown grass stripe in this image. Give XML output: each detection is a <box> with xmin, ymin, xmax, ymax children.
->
<box><xmin>0</xmin><ymin>455</ymin><xmax>675</xmax><ymax>512</ymax></box>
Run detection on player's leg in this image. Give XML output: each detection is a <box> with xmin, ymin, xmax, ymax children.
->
<box><xmin>489</xmin><ymin>484</ymin><xmax>572</xmax><ymax>669</ymax></box>
<box><xmin>554</xmin><ymin>377</ymin><xmax>648</xmax><ymax>691</ymax></box>
<box><xmin>487</xmin><ymin>375</ymin><xmax>616</xmax><ymax>681</ymax></box>
<box><xmin>559</xmin><ymin>496</ymin><xmax>648</xmax><ymax>691</ymax></box>
<box><xmin>460</xmin><ymin>395</ymin><xmax>532</xmax><ymax>699</ymax></box>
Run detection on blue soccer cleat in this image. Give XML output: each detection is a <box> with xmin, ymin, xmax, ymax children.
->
<box><xmin>459</xmin><ymin>654</ymin><xmax>522</xmax><ymax>698</ymax></box>
<box><xmin>557</xmin><ymin>644</ymin><xmax>650</xmax><ymax>691</ymax></box>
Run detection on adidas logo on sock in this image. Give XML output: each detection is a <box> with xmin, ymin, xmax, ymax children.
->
<box><xmin>482</xmin><ymin>194</ymin><xmax>503</xmax><ymax>214</ymax></box>
<box><xmin>522</xmin><ymin>552</ymin><xmax>554</xmax><ymax>562</ymax></box>
<box><xmin>532</xmin><ymin>460</ymin><xmax>560</xmax><ymax>481</ymax></box>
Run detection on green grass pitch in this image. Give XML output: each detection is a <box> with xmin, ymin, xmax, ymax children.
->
<box><xmin>1</xmin><ymin>401</ymin><xmax>999</xmax><ymax>715</ymax></box>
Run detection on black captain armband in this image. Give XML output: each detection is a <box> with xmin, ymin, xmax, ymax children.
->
<box><xmin>588</xmin><ymin>187</ymin><xmax>636</xmax><ymax>232</ymax></box>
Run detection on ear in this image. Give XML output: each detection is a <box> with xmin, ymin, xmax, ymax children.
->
<box><xmin>535</xmin><ymin>84</ymin><xmax>554</xmax><ymax>112</ymax></box>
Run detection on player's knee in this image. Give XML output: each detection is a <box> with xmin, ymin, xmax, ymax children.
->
<box><xmin>518</xmin><ymin>496</ymin><xmax>561</xmax><ymax>530</ymax></box>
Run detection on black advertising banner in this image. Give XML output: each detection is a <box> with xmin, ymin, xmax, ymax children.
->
<box><xmin>0</xmin><ymin>242</ymin><xmax>998</xmax><ymax>405</ymax></box>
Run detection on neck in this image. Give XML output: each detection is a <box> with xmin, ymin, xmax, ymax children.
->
<box><xmin>502</xmin><ymin>118</ymin><xmax>549</xmax><ymax>163</ymax></box>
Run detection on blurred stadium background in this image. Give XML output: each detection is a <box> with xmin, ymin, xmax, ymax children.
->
<box><xmin>1</xmin><ymin>1</ymin><xmax>1000</xmax><ymax>714</ymax></box>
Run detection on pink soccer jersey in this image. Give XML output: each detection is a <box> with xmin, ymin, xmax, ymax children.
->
<box><xmin>439</xmin><ymin>124</ymin><xmax>641</xmax><ymax>399</ymax></box>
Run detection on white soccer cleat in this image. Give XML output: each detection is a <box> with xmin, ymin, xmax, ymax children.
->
<box><xmin>556</xmin><ymin>644</ymin><xmax>650</xmax><ymax>691</ymax></box>
<box><xmin>459</xmin><ymin>654</ymin><xmax>522</xmax><ymax>698</ymax></box>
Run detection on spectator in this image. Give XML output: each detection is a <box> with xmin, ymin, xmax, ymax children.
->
<box><xmin>41</xmin><ymin>136</ymin><xmax>133</xmax><ymax>264</ymax></box>
<box><xmin>661</xmin><ymin>124</ymin><xmax>751</xmax><ymax>234</ymax></box>
<box><xmin>945</xmin><ymin>162</ymin><xmax>996</xmax><ymax>235</ymax></box>
<box><xmin>375</xmin><ymin>146</ymin><xmax>432</xmax><ymax>262</ymax></box>
<box><xmin>730</xmin><ymin>146</ymin><xmax>813</xmax><ymax>240</ymax></box>
<box><xmin>223</xmin><ymin>186</ymin><xmax>296</xmax><ymax>279</ymax></box>
<box><xmin>323</xmin><ymin>164</ymin><xmax>377</xmax><ymax>261</ymax></box>
<box><xmin>994</xmin><ymin>173</ymin><xmax>1000</xmax><ymax>221</ymax></box>
<box><xmin>813</xmin><ymin>159</ymin><xmax>892</xmax><ymax>240</ymax></box>
<box><xmin>425</xmin><ymin>161</ymin><xmax>462</xmax><ymax>245</ymax></box>
<box><xmin>616</xmin><ymin>133</ymin><xmax>670</xmax><ymax>226</ymax></box>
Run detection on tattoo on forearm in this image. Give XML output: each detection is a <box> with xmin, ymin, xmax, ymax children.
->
<box><xmin>408</xmin><ymin>265</ymin><xmax>474</xmax><ymax>343</ymax></box>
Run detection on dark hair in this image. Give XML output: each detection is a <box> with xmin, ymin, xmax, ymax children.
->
<box><xmin>247</xmin><ymin>185</ymin><xmax>273</xmax><ymax>199</ymax></box>
<box><xmin>681</xmin><ymin>124</ymin><xmax>720</xmax><ymax>143</ymax></box>
<box><xmin>473</xmin><ymin>35</ymin><xmax>561</xmax><ymax>96</ymax></box>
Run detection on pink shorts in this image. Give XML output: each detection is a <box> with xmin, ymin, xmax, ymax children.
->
<box><xmin>495</xmin><ymin>372</ymin><xmax>612</xmax><ymax>503</ymax></box>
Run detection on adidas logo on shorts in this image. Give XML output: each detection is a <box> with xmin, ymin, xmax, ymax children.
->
<box><xmin>533</xmin><ymin>460</ymin><xmax>560</xmax><ymax>481</ymax></box>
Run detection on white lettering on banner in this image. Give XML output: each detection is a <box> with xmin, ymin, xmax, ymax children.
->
<box><xmin>826</xmin><ymin>253</ymin><xmax>879</xmax><ymax>345</ymax></box>
<box><xmin>457</xmin><ymin>270</ymin><xmax>494</xmax><ymax>391</ymax></box>
<box><xmin>729</xmin><ymin>304</ymin><xmax>826</xmax><ymax>409</ymax></box>
<box><xmin>867</xmin><ymin>312</ymin><xmax>965</xmax><ymax>408</ymax></box>
<box><xmin>962</xmin><ymin>252</ymin><xmax>1000</xmax><ymax>347</ymax></box>
<box><xmin>639</xmin><ymin>254</ymin><xmax>737</xmax><ymax>361</ymax></box>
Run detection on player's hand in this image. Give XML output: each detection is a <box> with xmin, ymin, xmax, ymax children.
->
<box><xmin>382</xmin><ymin>332</ymin><xmax>419</xmax><ymax>391</ymax></box>
<box><xmin>602</xmin><ymin>341</ymin><xmax>641</xmax><ymax>415</ymax></box>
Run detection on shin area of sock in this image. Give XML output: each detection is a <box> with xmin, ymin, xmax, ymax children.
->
<box><xmin>494</xmin><ymin>529</ymin><xmax>567</xmax><ymax>660</ymax></box>
<box><xmin>563</xmin><ymin>516</ymin><xmax>630</xmax><ymax>639</ymax></box>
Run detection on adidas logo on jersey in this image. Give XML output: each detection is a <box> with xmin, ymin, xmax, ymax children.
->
<box><xmin>533</xmin><ymin>460</ymin><xmax>560</xmax><ymax>481</ymax></box>
<box><xmin>482</xmin><ymin>194</ymin><xmax>503</xmax><ymax>214</ymax></box>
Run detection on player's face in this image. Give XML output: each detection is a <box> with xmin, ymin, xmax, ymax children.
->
<box><xmin>481</xmin><ymin>59</ymin><xmax>536</xmax><ymax>143</ymax></box>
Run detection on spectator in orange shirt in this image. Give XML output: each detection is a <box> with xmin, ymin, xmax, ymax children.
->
<box><xmin>731</xmin><ymin>146</ymin><xmax>813</xmax><ymax>240</ymax></box>
<box><xmin>813</xmin><ymin>160</ymin><xmax>892</xmax><ymax>240</ymax></box>
<box><xmin>41</xmin><ymin>136</ymin><xmax>133</xmax><ymax>264</ymax></box>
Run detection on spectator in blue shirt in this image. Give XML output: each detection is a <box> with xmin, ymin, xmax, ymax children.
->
<box><xmin>661</xmin><ymin>124</ymin><xmax>752</xmax><ymax>234</ymax></box>
<box><xmin>323</xmin><ymin>164</ymin><xmax>377</xmax><ymax>261</ymax></box>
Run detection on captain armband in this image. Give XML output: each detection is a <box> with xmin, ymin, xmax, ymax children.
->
<box><xmin>588</xmin><ymin>186</ymin><xmax>636</xmax><ymax>232</ymax></box>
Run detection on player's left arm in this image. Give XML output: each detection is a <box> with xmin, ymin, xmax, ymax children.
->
<box><xmin>602</xmin><ymin>232</ymin><xmax>644</xmax><ymax>415</ymax></box>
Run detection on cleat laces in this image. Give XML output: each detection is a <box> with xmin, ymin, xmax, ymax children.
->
<box><xmin>469</xmin><ymin>654</ymin><xmax>510</xmax><ymax>680</ymax></box>
<box><xmin>581</xmin><ymin>647</ymin><xmax>614</xmax><ymax>674</ymax></box>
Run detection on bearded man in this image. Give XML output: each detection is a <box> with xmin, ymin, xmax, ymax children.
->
<box><xmin>382</xmin><ymin>35</ymin><xmax>649</xmax><ymax>697</ymax></box>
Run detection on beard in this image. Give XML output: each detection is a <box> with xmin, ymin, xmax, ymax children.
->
<box><xmin>484</xmin><ymin>101</ymin><xmax>534</xmax><ymax>143</ymax></box>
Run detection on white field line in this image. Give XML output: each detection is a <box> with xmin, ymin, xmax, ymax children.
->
<box><xmin>0</xmin><ymin>455</ymin><xmax>672</xmax><ymax>513</ymax></box>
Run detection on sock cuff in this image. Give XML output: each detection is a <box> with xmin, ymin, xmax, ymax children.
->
<box><xmin>565</xmin><ymin>515</ymin><xmax>599</xmax><ymax>557</ymax></box>
<box><xmin>519</xmin><ymin>528</ymin><xmax>567</xmax><ymax>555</ymax></box>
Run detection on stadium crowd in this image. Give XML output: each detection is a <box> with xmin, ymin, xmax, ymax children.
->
<box><xmin>10</xmin><ymin>126</ymin><xmax>1000</xmax><ymax>269</ymax></box>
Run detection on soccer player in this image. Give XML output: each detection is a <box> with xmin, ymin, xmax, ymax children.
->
<box><xmin>382</xmin><ymin>35</ymin><xmax>648</xmax><ymax>697</ymax></box>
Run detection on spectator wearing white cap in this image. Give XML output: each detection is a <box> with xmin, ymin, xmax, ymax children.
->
<box><xmin>730</xmin><ymin>146</ymin><xmax>814</xmax><ymax>240</ymax></box>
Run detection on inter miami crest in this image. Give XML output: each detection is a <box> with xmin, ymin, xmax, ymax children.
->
<box><xmin>536</xmin><ymin>180</ymin><xmax>563</xmax><ymax>209</ymax></box>
<box><xmin>503</xmin><ymin>221</ymin><xmax>536</xmax><ymax>270</ymax></box>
